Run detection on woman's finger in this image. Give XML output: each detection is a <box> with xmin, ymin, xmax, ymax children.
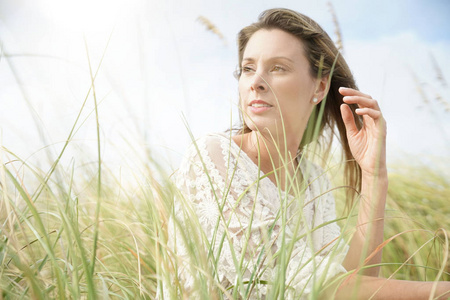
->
<box><xmin>343</xmin><ymin>96</ymin><xmax>380</xmax><ymax>110</ymax></box>
<box><xmin>340</xmin><ymin>104</ymin><xmax>359</xmax><ymax>137</ymax></box>
<box><xmin>355</xmin><ymin>107</ymin><xmax>382</xmax><ymax>120</ymax></box>
<box><xmin>339</xmin><ymin>87</ymin><xmax>372</xmax><ymax>99</ymax></box>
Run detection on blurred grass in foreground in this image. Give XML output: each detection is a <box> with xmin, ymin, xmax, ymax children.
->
<box><xmin>1</xmin><ymin>145</ymin><xmax>449</xmax><ymax>298</ymax></box>
<box><xmin>334</xmin><ymin>160</ymin><xmax>450</xmax><ymax>282</ymax></box>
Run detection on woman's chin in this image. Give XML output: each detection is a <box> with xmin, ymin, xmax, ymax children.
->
<box><xmin>245</xmin><ymin>124</ymin><xmax>282</xmax><ymax>137</ymax></box>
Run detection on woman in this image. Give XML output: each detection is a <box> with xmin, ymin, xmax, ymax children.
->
<box><xmin>164</xmin><ymin>8</ymin><xmax>450</xmax><ymax>299</ymax></box>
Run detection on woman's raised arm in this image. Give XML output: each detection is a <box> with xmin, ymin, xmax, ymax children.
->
<box><xmin>324</xmin><ymin>275</ymin><xmax>450</xmax><ymax>299</ymax></box>
<box><xmin>333</xmin><ymin>87</ymin><xmax>450</xmax><ymax>298</ymax></box>
<box><xmin>339</xmin><ymin>87</ymin><xmax>388</xmax><ymax>276</ymax></box>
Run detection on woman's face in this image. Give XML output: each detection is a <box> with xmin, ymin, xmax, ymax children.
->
<box><xmin>239</xmin><ymin>29</ymin><xmax>318</xmax><ymax>140</ymax></box>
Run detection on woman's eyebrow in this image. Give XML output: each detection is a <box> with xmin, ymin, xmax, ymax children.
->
<box><xmin>242</xmin><ymin>56</ymin><xmax>294</xmax><ymax>63</ymax></box>
<box><xmin>242</xmin><ymin>57</ymin><xmax>255</xmax><ymax>63</ymax></box>
<box><xmin>270</xmin><ymin>56</ymin><xmax>294</xmax><ymax>63</ymax></box>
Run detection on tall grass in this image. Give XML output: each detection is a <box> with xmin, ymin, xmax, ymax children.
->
<box><xmin>1</xmin><ymin>53</ymin><xmax>449</xmax><ymax>300</ymax></box>
<box><xmin>1</xmin><ymin>127</ymin><xmax>449</xmax><ymax>299</ymax></box>
<box><xmin>1</xmin><ymin>8</ymin><xmax>449</xmax><ymax>299</ymax></box>
<box><xmin>332</xmin><ymin>161</ymin><xmax>450</xmax><ymax>283</ymax></box>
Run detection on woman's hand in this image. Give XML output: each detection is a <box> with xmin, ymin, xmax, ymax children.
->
<box><xmin>339</xmin><ymin>87</ymin><xmax>387</xmax><ymax>178</ymax></box>
<box><xmin>340</xmin><ymin>87</ymin><xmax>388</xmax><ymax>276</ymax></box>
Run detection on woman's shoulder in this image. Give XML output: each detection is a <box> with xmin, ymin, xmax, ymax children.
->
<box><xmin>183</xmin><ymin>132</ymin><xmax>236</xmax><ymax>158</ymax></box>
<box><xmin>176</xmin><ymin>132</ymin><xmax>248</xmax><ymax>189</ymax></box>
<box><xmin>301</xmin><ymin>158</ymin><xmax>326</xmax><ymax>178</ymax></box>
<box><xmin>198</xmin><ymin>132</ymin><xmax>231</xmax><ymax>147</ymax></box>
<box><xmin>300</xmin><ymin>157</ymin><xmax>333</xmax><ymax>193</ymax></box>
<box><xmin>178</xmin><ymin>132</ymin><xmax>232</xmax><ymax>169</ymax></box>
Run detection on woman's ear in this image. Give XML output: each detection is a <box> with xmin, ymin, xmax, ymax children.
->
<box><xmin>313</xmin><ymin>75</ymin><xmax>330</xmax><ymax>104</ymax></box>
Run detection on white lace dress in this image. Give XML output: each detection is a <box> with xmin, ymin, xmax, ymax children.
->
<box><xmin>166</xmin><ymin>133</ymin><xmax>348</xmax><ymax>299</ymax></box>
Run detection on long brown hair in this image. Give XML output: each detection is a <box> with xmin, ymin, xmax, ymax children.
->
<box><xmin>236</xmin><ymin>8</ymin><xmax>363</xmax><ymax>205</ymax></box>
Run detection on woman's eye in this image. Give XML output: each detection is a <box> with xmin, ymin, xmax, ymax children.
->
<box><xmin>272</xmin><ymin>65</ymin><xmax>285</xmax><ymax>72</ymax></box>
<box><xmin>241</xmin><ymin>66</ymin><xmax>255</xmax><ymax>73</ymax></box>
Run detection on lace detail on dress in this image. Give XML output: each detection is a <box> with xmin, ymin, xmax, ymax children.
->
<box><xmin>166</xmin><ymin>133</ymin><xmax>348</xmax><ymax>299</ymax></box>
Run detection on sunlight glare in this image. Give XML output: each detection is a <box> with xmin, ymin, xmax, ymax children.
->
<box><xmin>37</xmin><ymin>0</ymin><xmax>125</xmax><ymax>33</ymax></box>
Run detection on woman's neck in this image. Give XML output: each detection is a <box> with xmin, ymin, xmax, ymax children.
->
<box><xmin>233</xmin><ymin>130</ymin><xmax>303</xmax><ymax>193</ymax></box>
<box><xmin>237</xmin><ymin>130</ymin><xmax>301</xmax><ymax>172</ymax></box>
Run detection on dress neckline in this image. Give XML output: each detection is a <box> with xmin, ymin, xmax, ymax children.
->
<box><xmin>211</xmin><ymin>132</ymin><xmax>306</xmax><ymax>196</ymax></box>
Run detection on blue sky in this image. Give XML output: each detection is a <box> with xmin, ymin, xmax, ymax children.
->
<box><xmin>333</xmin><ymin>0</ymin><xmax>450</xmax><ymax>42</ymax></box>
<box><xmin>1</xmin><ymin>0</ymin><xmax>449</xmax><ymax>173</ymax></box>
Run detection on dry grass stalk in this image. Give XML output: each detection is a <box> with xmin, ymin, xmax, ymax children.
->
<box><xmin>197</xmin><ymin>16</ymin><xmax>227</xmax><ymax>46</ymax></box>
<box><xmin>411</xmin><ymin>70</ymin><xmax>430</xmax><ymax>105</ymax></box>
<box><xmin>429</xmin><ymin>53</ymin><xmax>450</xmax><ymax>112</ymax></box>
<box><xmin>327</xmin><ymin>2</ymin><xmax>344</xmax><ymax>53</ymax></box>
<box><xmin>430</xmin><ymin>53</ymin><xmax>448</xmax><ymax>88</ymax></box>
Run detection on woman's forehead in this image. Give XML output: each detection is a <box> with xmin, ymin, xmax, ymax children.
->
<box><xmin>243</xmin><ymin>29</ymin><xmax>306</xmax><ymax>60</ymax></box>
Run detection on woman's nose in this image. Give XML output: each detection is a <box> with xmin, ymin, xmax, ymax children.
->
<box><xmin>250</xmin><ymin>72</ymin><xmax>267</xmax><ymax>92</ymax></box>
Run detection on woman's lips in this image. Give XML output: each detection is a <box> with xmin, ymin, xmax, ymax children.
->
<box><xmin>248</xmin><ymin>100</ymin><xmax>273</xmax><ymax>113</ymax></box>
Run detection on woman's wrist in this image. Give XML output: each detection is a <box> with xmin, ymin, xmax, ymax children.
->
<box><xmin>360</xmin><ymin>166</ymin><xmax>388</xmax><ymax>209</ymax></box>
<box><xmin>361</xmin><ymin>165</ymin><xmax>388</xmax><ymax>181</ymax></box>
